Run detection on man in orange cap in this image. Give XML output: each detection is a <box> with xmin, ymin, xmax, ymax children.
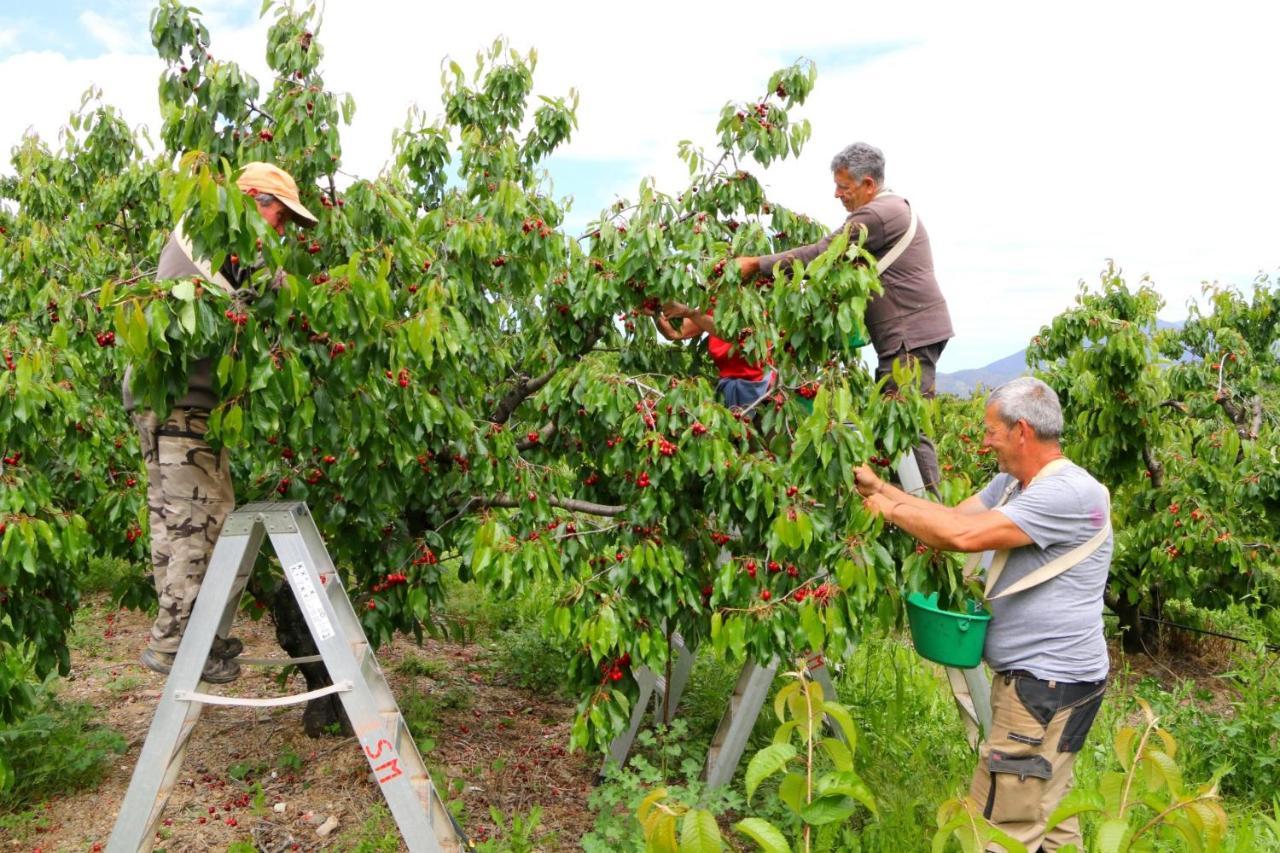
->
<box><xmin>236</xmin><ymin>161</ymin><xmax>319</xmax><ymax>232</ymax></box>
<box><xmin>126</xmin><ymin>161</ymin><xmax>316</xmax><ymax>683</ymax></box>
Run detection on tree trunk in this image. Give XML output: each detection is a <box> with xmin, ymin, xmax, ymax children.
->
<box><xmin>269</xmin><ymin>581</ymin><xmax>354</xmax><ymax>738</ymax></box>
<box><xmin>1107</xmin><ymin>589</ymin><xmax>1150</xmax><ymax>653</ymax></box>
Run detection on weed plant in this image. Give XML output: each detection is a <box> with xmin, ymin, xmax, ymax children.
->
<box><xmin>582</xmin><ymin>720</ymin><xmax>743</xmax><ymax>851</ymax></box>
<box><xmin>1117</xmin><ymin>648</ymin><xmax>1280</xmax><ymax>806</ymax></box>
<box><xmin>0</xmin><ymin>680</ymin><xmax>126</xmax><ymax>808</ymax></box>
<box><xmin>832</xmin><ymin>637</ymin><xmax>975</xmax><ymax>851</ymax></box>
<box><xmin>335</xmin><ymin>802</ymin><xmax>401</xmax><ymax>851</ymax></box>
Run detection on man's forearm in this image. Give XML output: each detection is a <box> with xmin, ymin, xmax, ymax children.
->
<box><xmin>756</xmin><ymin>228</ymin><xmax>840</xmax><ymax>278</ymax></box>
<box><xmin>873</xmin><ymin>480</ymin><xmax>938</xmax><ymax>514</ymax></box>
<box><xmin>883</xmin><ymin>499</ymin><xmax>968</xmax><ymax>550</ymax></box>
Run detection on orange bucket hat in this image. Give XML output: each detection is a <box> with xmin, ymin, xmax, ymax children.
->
<box><xmin>235</xmin><ymin>161</ymin><xmax>319</xmax><ymax>227</ymax></box>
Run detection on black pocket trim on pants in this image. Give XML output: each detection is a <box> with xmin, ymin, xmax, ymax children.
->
<box><xmin>1008</xmin><ymin>732</ymin><xmax>1044</xmax><ymax>746</ymax></box>
<box><xmin>989</xmin><ymin>751</ymin><xmax>1053</xmax><ymax>781</ymax></box>
<box><xmin>1058</xmin><ymin>686</ymin><xmax>1106</xmax><ymax>753</ymax></box>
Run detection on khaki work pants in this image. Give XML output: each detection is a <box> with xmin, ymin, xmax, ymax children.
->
<box><xmin>133</xmin><ymin>408</ymin><xmax>236</xmax><ymax>654</ymax></box>
<box><xmin>968</xmin><ymin>672</ymin><xmax>1106</xmax><ymax>852</ymax></box>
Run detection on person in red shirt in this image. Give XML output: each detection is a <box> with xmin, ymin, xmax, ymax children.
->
<box><xmin>647</xmin><ymin>302</ymin><xmax>774</xmax><ymax>408</ymax></box>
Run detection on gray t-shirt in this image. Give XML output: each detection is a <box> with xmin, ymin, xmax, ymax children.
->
<box><xmin>978</xmin><ymin>462</ymin><xmax>1113</xmax><ymax>683</ymax></box>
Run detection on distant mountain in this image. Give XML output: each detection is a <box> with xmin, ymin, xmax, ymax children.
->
<box><xmin>936</xmin><ymin>350</ymin><xmax>1028</xmax><ymax>397</ymax></box>
<box><xmin>936</xmin><ymin>319</ymin><xmax>1186</xmax><ymax>397</ymax></box>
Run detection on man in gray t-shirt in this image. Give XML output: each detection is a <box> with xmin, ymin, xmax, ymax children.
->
<box><xmin>854</xmin><ymin>377</ymin><xmax>1111</xmax><ymax>852</ymax></box>
<box><xmin>979</xmin><ymin>464</ymin><xmax>1112</xmax><ymax>683</ymax></box>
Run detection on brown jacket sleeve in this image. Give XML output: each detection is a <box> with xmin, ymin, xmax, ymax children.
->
<box><xmin>756</xmin><ymin>209</ymin><xmax>881</xmax><ymax>275</ymax></box>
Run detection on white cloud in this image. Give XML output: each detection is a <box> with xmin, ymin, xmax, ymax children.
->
<box><xmin>79</xmin><ymin>11</ymin><xmax>135</xmax><ymax>54</ymax></box>
<box><xmin>0</xmin><ymin>28</ymin><xmax>16</xmax><ymax>52</ymax></box>
<box><xmin>3</xmin><ymin>0</ymin><xmax>1279</xmax><ymax>370</ymax></box>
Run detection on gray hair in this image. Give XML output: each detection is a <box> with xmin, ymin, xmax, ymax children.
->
<box><xmin>830</xmin><ymin>142</ymin><xmax>885</xmax><ymax>184</ymax></box>
<box><xmin>987</xmin><ymin>377</ymin><xmax>1063</xmax><ymax>441</ymax></box>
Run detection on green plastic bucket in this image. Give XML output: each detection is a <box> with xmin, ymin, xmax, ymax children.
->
<box><xmin>791</xmin><ymin>333</ymin><xmax>867</xmax><ymax>416</ymax></box>
<box><xmin>906</xmin><ymin>591</ymin><xmax>990</xmax><ymax>668</ymax></box>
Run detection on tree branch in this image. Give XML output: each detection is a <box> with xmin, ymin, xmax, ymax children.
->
<box><xmin>1215</xmin><ymin>391</ymin><xmax>1259</xmax><ymax>440</ymax></box>
<box><xmin>491</xmin><ymin>367</ymin><xmax>558</xmax><ymax>425</ymax></box>
<box><xmin>482</xmin><ymin>494</ymin><xmax>626</xmax><ymax>517</ymax></box>
<box><xmin>490</xmin><ymin>325</ymin><xmax>603</xmax><ymax>425</ymax></box>
<box><xmin>432</xmin><ymin>491</ymin><xmax>628</xmax><ymax>532</ymax></box>
<box><xmin>1142</xmin><ymin>446</ymin><xmax>1165</xmax><ymax>489</ymax></box>
<box><xmin>245</xmin><ymin>98</ymin><xmax>276</xmax><ymax>124</ymax></box>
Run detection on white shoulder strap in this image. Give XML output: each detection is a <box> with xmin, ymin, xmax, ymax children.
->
<box><xmin>174</xmin><ymin>221</ymin><xmax>236</xmax><ymax>297</ymax></box>
<box><xmin>977</xmin><ymin>458</ymin><xmax>1111</xmax><ymax>600</ymax></box>
<box><xmin>875</xmin><ymin>195</ymin><xmax>918</xmax><ymax>274</ymax></box>
<box><xmin>986</xmin><ymin>523</ymin><xmax>1110</xmax><ymax>600</ymax></box>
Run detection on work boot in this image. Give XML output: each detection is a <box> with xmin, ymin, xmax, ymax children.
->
<box><xmin>211</xmin><ymin>635</ymin><xmax>244</xmax><ymax>660</ymax></box>
<box><xmin>139</xmin><ymin>648</ymin><xmax>241</xmax><ymax>684</ymax></box>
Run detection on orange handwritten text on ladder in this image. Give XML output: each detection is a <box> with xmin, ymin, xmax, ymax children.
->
<box><xmin>362</xmin><ymin>737</ymin><xmax>404</xmax><ymax>784</ymax></box>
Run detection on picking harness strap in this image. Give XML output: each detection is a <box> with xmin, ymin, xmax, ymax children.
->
<box><xmin>960</xmin><ymin>458</ymin><xmax>1112</xmax><ymax>601</ymax></box>
<box><xmin>867</xmin><ymin>191</ymin><xmax>918</xmax><ymax>274</ymax></box>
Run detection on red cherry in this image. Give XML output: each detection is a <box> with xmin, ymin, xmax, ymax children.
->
<box><xmin>760</xmin><ymin>590</ymin><xmax>772</xmax><ymax>601</ymax></box>
<box><xmin>526</xmin><ymin>431</ymin><xmax>540</xmax><ymax>444</ymax></box>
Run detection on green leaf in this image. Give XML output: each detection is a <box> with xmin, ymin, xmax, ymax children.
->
<box><xmin>171</xmin><ymin>280</ymin><xmax>195</xmax><ymax>301</ymax></box>
<box><xmin>744</xmin><ymin>743</ymin><xmax>796</xmax><ymax>802</ymax></box>
<box><xmin>179</xmin><ymin>301</ymin><xmax>196</xmax><ymax>335</ymax></box>
<box><xmin>1045</xmin><ymin>787</ymin><xmax>1104</xmax><ymax>833</ymax></box>
<box><xmin>732</xmin><ymin>817</ymin><xmax>791</xmax><ymax>853</ymax></box>
<box><xmin>799</xmin><ymin>794</ymin><xmax>857</xmax><ymax>826</ymax></box>
<box><xmin>1095</xmin><ymin>818</ymin><xmax>1131</xmax><ymax>853</ymax></box>
<box><xmin>820</xmin><ymin>701</ymin><xmax>858</xmax><ymax>750</ymax></box>
<box><xmin>679</xmin><ymin>808</ymin><xmax>724</xmax><ymax>853</ymax></box>
<box><xmin>819</xmin><ymin>737</ymin><xmax>852</xmax><ymax>772</ymax></box>
<box><xmin>777</xmin><ymin>772</ymin><xmax>806</xmax><ymax>815</ymax></box>
<box><xmin>824</xmin><ymin>778</ymin><xmax>877</xmax><ymax>817</ymax></box>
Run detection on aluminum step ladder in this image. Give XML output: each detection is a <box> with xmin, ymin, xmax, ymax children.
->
<box><xmin>107</xmin><ymin>501</ymin><xmax>463</xmax><ymax>853</ymax></box>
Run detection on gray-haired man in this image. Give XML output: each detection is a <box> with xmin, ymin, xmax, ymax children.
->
<box><xmin>735</xmin><ymin>142</ymin><xmax>953</xmax><ymax>491</ymax></box>
<box><xmin>853</xmin><ymin>377</ymin><xmax>1112</xmax><ymax>851</ymax></box>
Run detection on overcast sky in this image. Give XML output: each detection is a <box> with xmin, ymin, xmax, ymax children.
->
<box><xmin>3</xmin><ymin>0</ymin><xmax>1278</xmax><ymax>371</ymax></box>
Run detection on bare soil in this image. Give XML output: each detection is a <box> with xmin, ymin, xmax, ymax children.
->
<box><xmin>14</xmin><ymin>595</ymin><xmax>597</xmax><ymax>852</ymax></box>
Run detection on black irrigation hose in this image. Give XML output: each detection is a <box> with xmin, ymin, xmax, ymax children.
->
<box><xmin>1138</xmin><ymin>614</ymin><xmax>1280</xmax><ymax>653</ymax></box>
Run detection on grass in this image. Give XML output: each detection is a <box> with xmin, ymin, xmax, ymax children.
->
<box><xmin>104</xmin><ymin>673</ymin><xmax>145</xmax><ymax>695</ymax></box>
<box><xmin>0</xmin><ymin>681</ymin><xmax>127</xmax><ymax>811</ymax></box>
<box><xmin>334</xmin><ymin>802</ymin><xmax>401</xmax><ymax>852</ymax></box>
<box><xmin>394</xmin><ymin>653</ymin><xmax>448</xmax><ymax>680</ymax></box>
<box><xmin>400</xmin><ymin>685</ymin><xmax>472</xmax><ymax>754</ymax></box>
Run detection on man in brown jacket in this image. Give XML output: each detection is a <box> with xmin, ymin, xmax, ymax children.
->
<box><xmin>128</xmin><ymin>162</ymin><xmax>317</xmax><ymax>683</ymax></box>
<box><xmin>735</xmin><ymin>142</ymin><xmax>953</xmax><ymax>491</ymax></box>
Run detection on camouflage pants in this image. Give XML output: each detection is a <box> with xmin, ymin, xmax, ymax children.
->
<box><xmin>133</xmin><ymin>408</ymin><xmax>236</xmax><ymax>654</ymax></box>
